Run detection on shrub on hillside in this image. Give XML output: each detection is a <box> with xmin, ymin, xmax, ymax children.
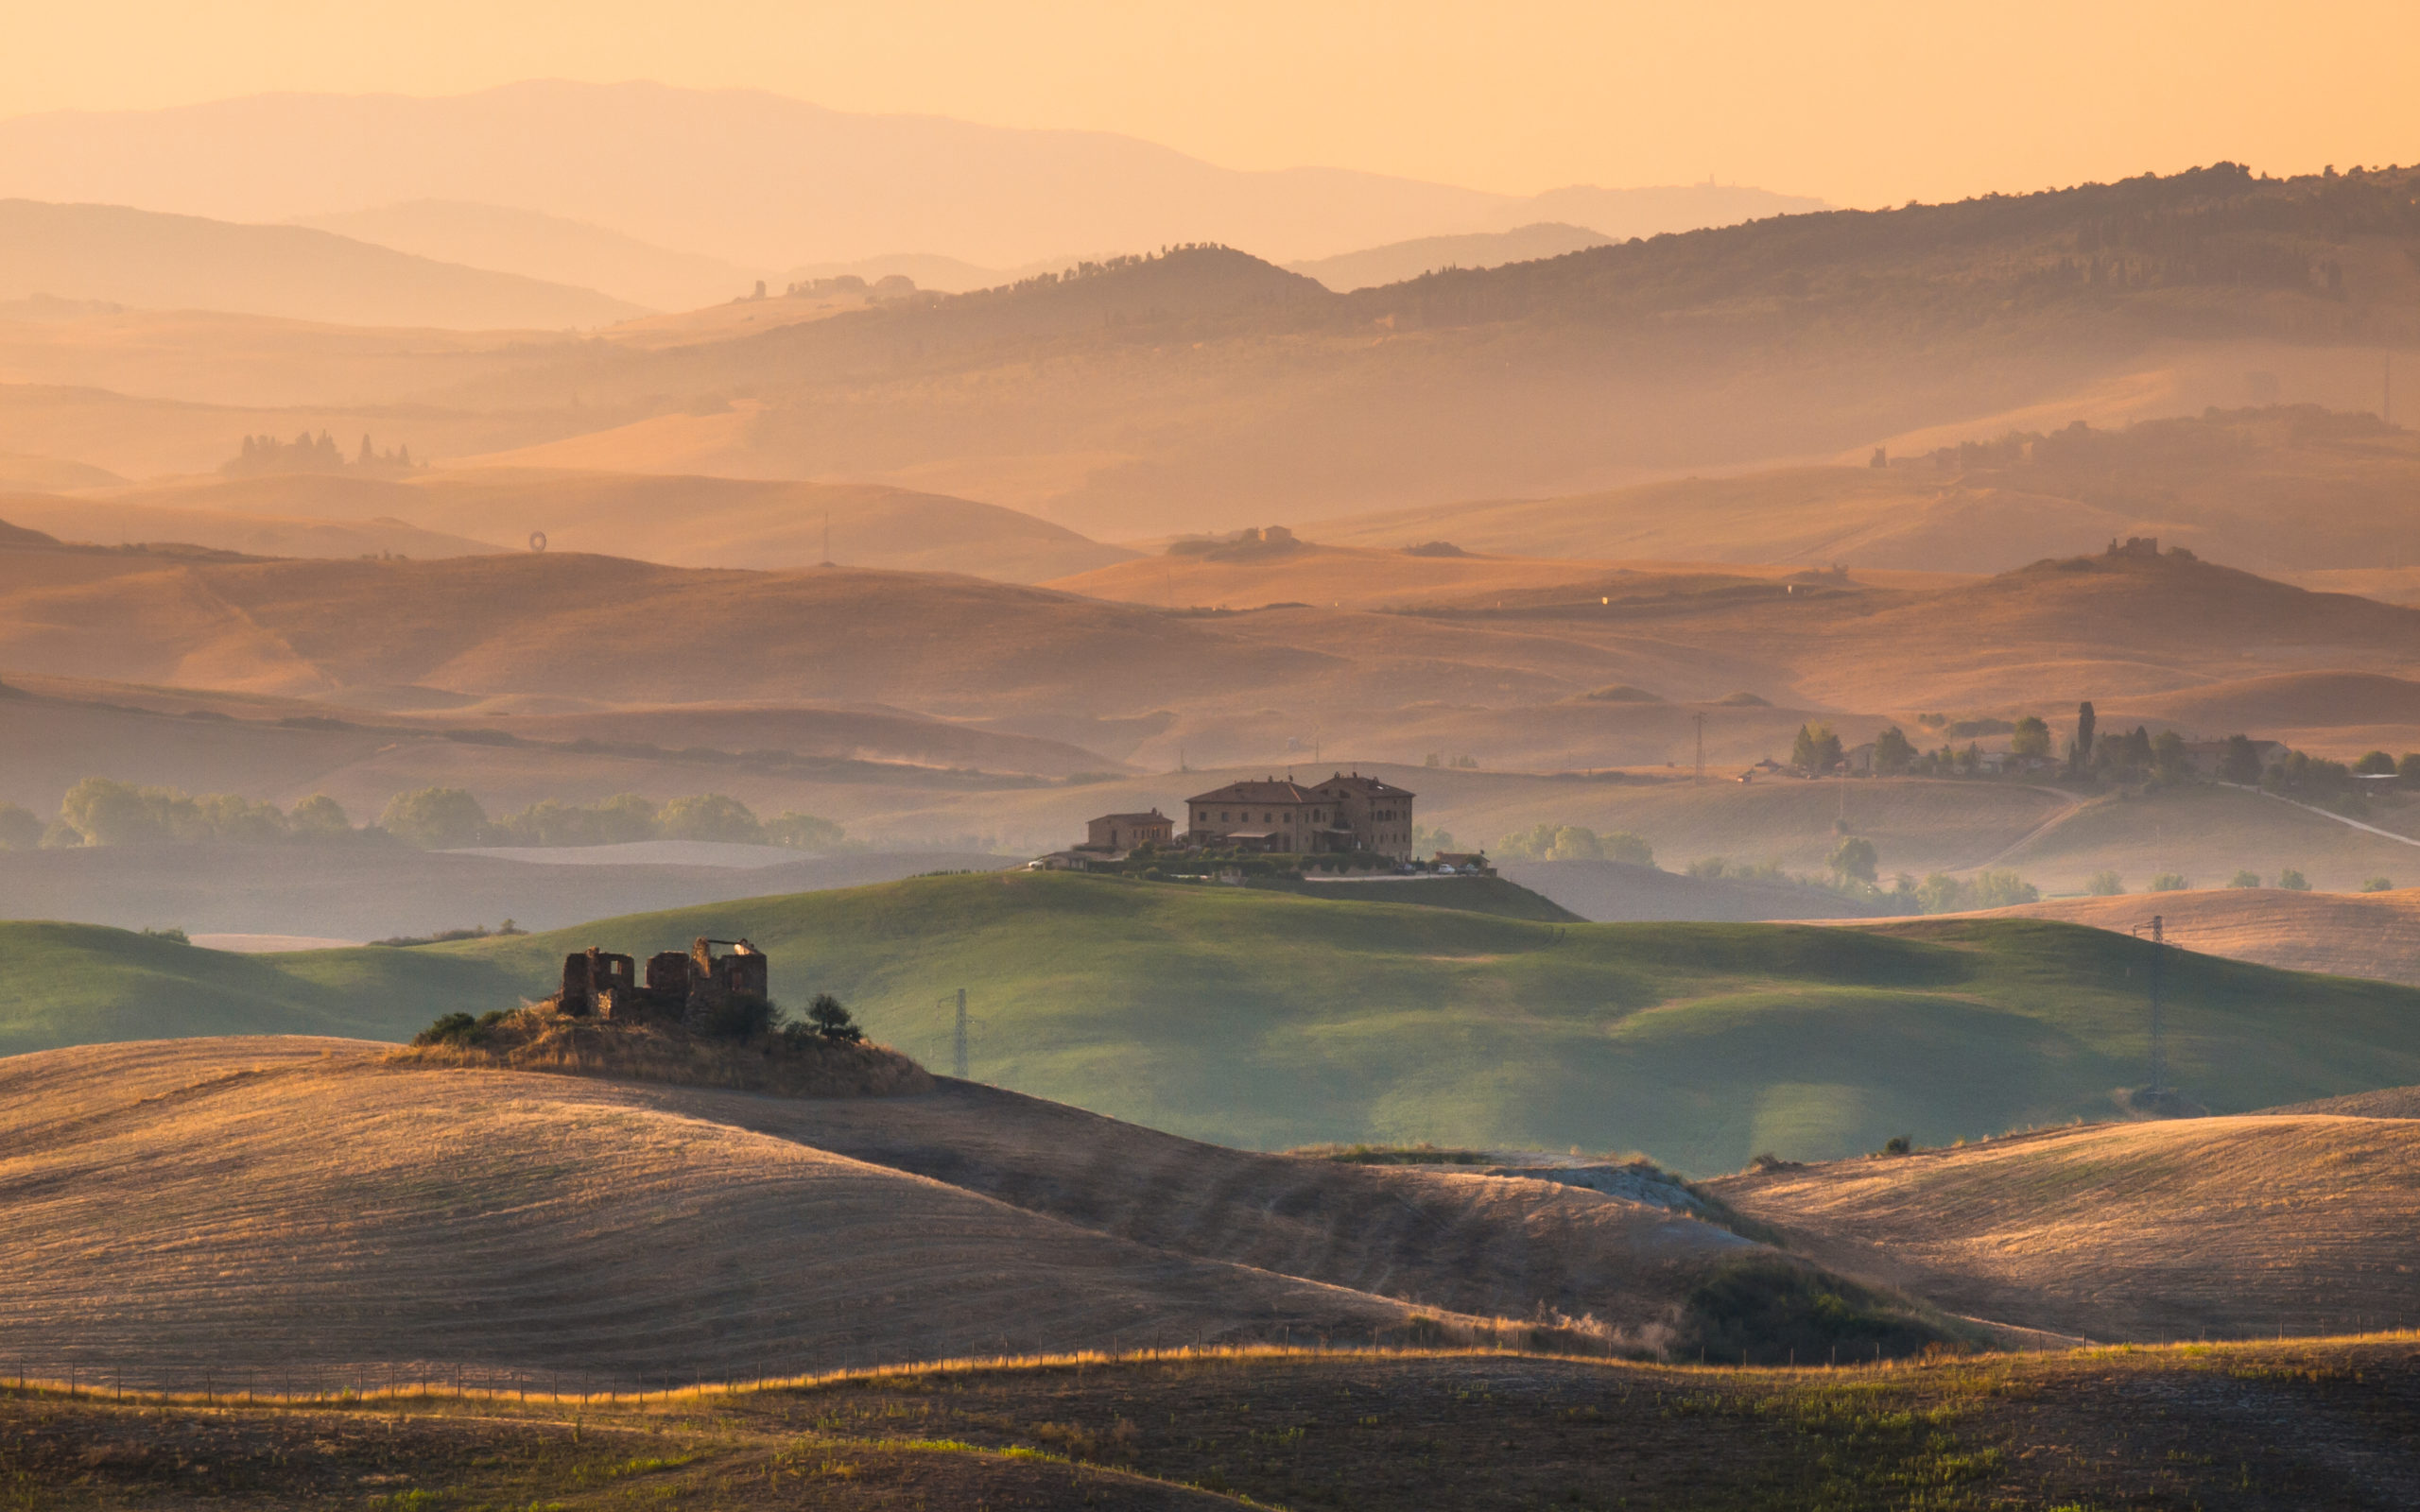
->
<box><xmin>2228</xmin><ymin>870</ymin><xmax>2262</xmax><ymax>888</ymax></box>
<box><xmin>2150</xmin><ymin>872</ymin><xmax>2189</xmax><ymax>892</ymax></box>
<box><xmin>412</xmin><ymin>1008</ymin><xmax>511</xmax><ymax>1046</ymax></box>
<box><xmin>2361</xmin><ymin>877</ymin><xmax>2394</xmax><ymax>893</ymax></box>
<box><xmin>1669</xmin><ymin>1255</ymin><xmax>1959</xmax><ymax>1366</ymax></box>
<box><xmin>2085</xmin><ymin>869</ymin><xmax>2124</xmax><ymax>896</ymax></box>
<box><xmin>2279</xmin><ymin>868</ymin><xmax>2311</xmax><ymax>891</ymax></box>
<box><xmin>394</xmin><ymin>1001</ymin><xmax>930</xmax><ymax>1098</ymax></box>
<box><xmin>696</xmin><ymin>991</ymin><xmax>783</xmax><ymax>1040</ymax></box>
<box><xmin>2355</xmin><ymin>750</ymin><xmax>2396</xmax><ymax>776</ymax></box>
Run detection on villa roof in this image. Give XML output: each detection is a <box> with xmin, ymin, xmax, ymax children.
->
<box><xmin>1314</xmin><ymin>770</ymin><xmax>1414</xmax><ymax>798</ymax></box>
<box><xmin>1186</xmin><ymin>779</ymin><xmax>1324</xmax><ymax>804</ymax></box>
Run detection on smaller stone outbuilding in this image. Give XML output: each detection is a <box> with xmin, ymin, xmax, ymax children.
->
<box><xmin>1083</xmin><ymin>810</ymin><xmax>1174</xmax><ymax>852</ymax></box>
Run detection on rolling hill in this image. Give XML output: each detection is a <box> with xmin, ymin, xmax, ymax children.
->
<box><xmin>1710</xmin><ymin>1113</ymin><xmax>2420</xmax><ymax>1341</ymax></box>
<box><xmin>0</xmin><ymin>1037</ymin><xmax>1778</xmax><ymax>1380</ymax></box>
<box><xmin>0</xmin><ymin>81</ymin><xmax>1822</xmax><ymax>268</ymax></box>
<box><xmin>1924</xmin><ymin>885</ymin><xmax>2420</xmax><ymax>988</ymax></box>
<box><xmin>295</xmin><ymin>198</ymin><xmax>759</xmax><ymax>311</ymax></box>
<box><xmin>0</xmin><ymin>199</ymin><xmax>643</xmax><ymax>329</ymax></box>
<box><xmin>0</xmin><ymin>490</ymin><xmax>500</xmax><ymax>558</ymax></box>
<box><xmin>66</xmin><ymin>470</ymin><xmax>1137</xmax><ymax>579</ymax></box>
<box><xmin>11</xmin><ymin>872</ymin><xmax>2420</xmax><ymax>1173</ymax></box>
<box><xmin>1322</xmin><ymin>406</ymin><xmax>2420</xmax><ymax>576</ymax></box>
<box><xmin>6</xmin><ymin>1340</ymin><xmax>2418</xmax><ymax>1509</ymax></box>
<box><xmin>18</xmin><ymin>525</ymin><xmax>2420</xmax><ymax>743</ymax></box>
<box><xmin>1284</xmin><ymin>222</ymin><xmax>1616</xmax><ymax>291</ymax></box>
<box><xmin>383</xmin><ymin>165</ymin><xmax>2420</xmax><ymax>535</ymax></box>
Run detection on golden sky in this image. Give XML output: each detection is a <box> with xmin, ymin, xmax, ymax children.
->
<box><xmin>10</xmin><ymin>0</ymin><xmax>2415</xmax><ymax>207</ymax></box>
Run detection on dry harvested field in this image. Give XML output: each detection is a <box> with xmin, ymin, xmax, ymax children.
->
<box><xmin>1709</xmin><ymin>1114</ymin><xmax>2420</xmax><ymax>1343</ymax></box>
<box><xmin>6</xmin><ymin>1340</ymin><xmax>2419</xmax><ymax>1509</ymax></box>
<box><xmin>1318</xmin><ymin>465</ymin><xmax>2170</xmax><ymax>575</ymax></box>
<box><xmin>0</xmin><ymin>1040</ymin><xmax>1771</xmax><ymax>1383</ymax></box>
<box><xmin>1962</xmin><ymin>782</ymin><xmax>2420</xmax><ymax>897</ymax></box>
<box><xmin>1930</xmin><ymin>885</ymin><xmax>2420</xmax><ymax>987</ymax></box>
<box><xmin>11</xmin><ymin>533</ymin><xmax>2420</xmax><ymax>747</ymax></box>
<box><xmin>1045</xmin><ymin>539</ymin><xmax>1970</xmax><ymax>612</ymax></box>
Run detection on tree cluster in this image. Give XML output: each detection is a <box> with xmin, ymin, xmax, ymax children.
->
<box><xmin>17</xmin><ymin>778</ymin><xmax>356</xmax><ymax>849</ymax></box>
<box><xmin>1495</xmin><ymin>823</ymin><xmax>1653</xmax><ymax>866</ymax></box>
<box><xmin>376</xmin><ymin>788</ymin><xmax>846</xmax><ymax>851</ymax></box>
<box><xmin>222</xmin><ymin>431</ymin><xmax>421</xmax><ymax>478</ymax></box>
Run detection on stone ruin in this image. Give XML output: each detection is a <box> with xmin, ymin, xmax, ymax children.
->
<box><xmin>554</xmin><ymin>936</ymin><xmax>769</xmax><ymax>1030</ymax></box>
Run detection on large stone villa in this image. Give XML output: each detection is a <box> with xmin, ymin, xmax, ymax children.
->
<box><xmin>1066</xmin><ymin>771</ymin><xmax>1418</xmax><ymax>863</ymax></box>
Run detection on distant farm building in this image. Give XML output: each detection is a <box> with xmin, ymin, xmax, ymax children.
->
<box><xmin>1182</xmin><ymin>771</ymin><xmax>1417</xmax><ymax>858</ymax></box>
<box><xmin>555</xmin><ymin>936</ymin><xmax>768</xmax><ymax>1027</ymax></box>
<box><xmin>1082</xmin><ymin>810</ymin><xmax>1174</xmax><ymax>853</ymax></box>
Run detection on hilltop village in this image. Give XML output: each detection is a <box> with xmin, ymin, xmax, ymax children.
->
<box><xmin>1044</xmin><ymin>771</ymin><xmax>1482</xmax><ymax>871</ymax></box>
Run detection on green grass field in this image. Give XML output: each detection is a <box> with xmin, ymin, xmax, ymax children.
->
<box><xmin>8</xmin><ymin>870</ymin><xmax>2419</xmax><ymax>1173</ymax></box>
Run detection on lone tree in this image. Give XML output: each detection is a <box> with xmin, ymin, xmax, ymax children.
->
<box><xmin>1873</xmin><ymin>726</ymin><xmax>1916</xmax><ymax>775</ymax></box>
<box><xmin>1829</xmin><ymin>835</ymin><xmax>1878</xmax><ymax>884</ymax></box>
<box><xmin>2071</xmin><ymin>700</ymin><xmax>2097</xmax><ymax>773</ymax></box>
<box><xmin>2219</xmin><ymin>734</ymin><xmax>2265</xmax><ymax>784</ymax></box>
<box><xmin>804</xmin><ymin>993</ymin><xmax>863</xmax><ymax>1042</ymax></box>
<box><xmin>1791</xmin><ymin>723</ymin><xmax>1844</xmax><ymax>773</ymax></box>
<box><xmin>2010</xmin><ymin>715</ymin><xmax>2052</xmax><ymax>760</ymax></box>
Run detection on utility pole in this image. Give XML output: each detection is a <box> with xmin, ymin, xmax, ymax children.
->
<box><xmin>952</xmin><ymin>988</ymin><xmax>969</xmax><ymax>1080</ymax></box>
<box><xmin>1694</xmin><ymin>712</ymin><xmax>1706</xmax><ymax>783</ymax></box>
<box><xmin>2147</xmin><ymin>915</ymin><xmax>2166</xmax><ymax>1093</ymax></box>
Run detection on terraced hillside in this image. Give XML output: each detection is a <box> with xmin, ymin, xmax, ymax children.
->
<box><xmin>12</xmin><ymin>872</ymin><xmax>2420</xmax><ymax>1171</ymax></box>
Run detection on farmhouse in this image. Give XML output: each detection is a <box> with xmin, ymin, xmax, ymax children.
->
<box><xmin>1082</xmin><ymin>809</ymin><xmax>1174</xmax><ymax>852</ymax></box>
<box><xmin>1181</xmin><ymin>771</ymin><xmax>1416</xmax><ymax>859</ymax></box>
<box><xmin>556</xmin><ymin>936</ymin><xmax>768</xmax><ymax>1025</ymax></box>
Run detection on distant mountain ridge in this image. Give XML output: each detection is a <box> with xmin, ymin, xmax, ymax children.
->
<box><xmin>411</xmin><ymin>164</ymin><xmax>2420</xmax><ymax>534</ymax></box>
<box><xmin>0</xmin><ymin>81</ymin><xmax>1824</xmax><ymax>268</ymax></box>
<box><xmin>1287</xmin><ymin>223</ymin><xmax>1615</xmax><ymax>291</ymax></box>
<box><xmin>294</xmin><ymin>199</ymin><xmax>756</xmax><ymax>312</ymax></box>
<box><xmin>0</xmin><ymin>199</ymin><xmax>642</xmax><ymax>329</ymax></box>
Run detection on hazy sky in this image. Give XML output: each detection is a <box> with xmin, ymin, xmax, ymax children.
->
<box><xmin>11</xmin><ymin>1</ymin><xmax>2415</xmax><ymax>208</ymax></box>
